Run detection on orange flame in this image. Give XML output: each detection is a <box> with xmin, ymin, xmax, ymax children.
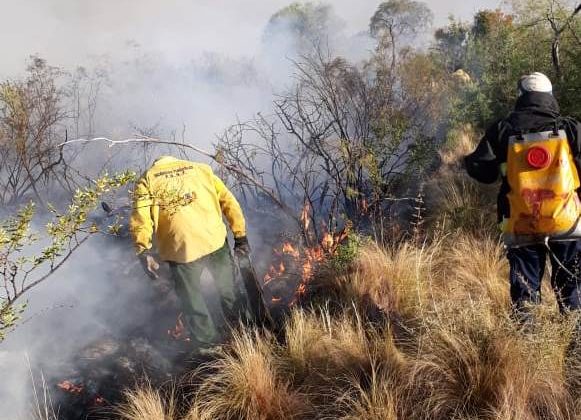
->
<box><xmin>264</xmin><ymin>261</ymin><xmax>286</xmax><ymax>285</ymax></box>
<box><xmin>93</xmin><ymin>396</ymin><xmax>106</xmax><ymax>406</ymax></box>
<box><xmin>168</xmin><ymin>313</ymin><xmax>191</xmax><ymax>342</ymax></box>
<box><xmin>296</xmin><ymin>283</ymin><xmax>306</xmax><ymax>296</ymax></box>
<box><xmin>58</xmin><ymin>380</ymin><xmax>84</xmax><ymax>395</ymax></box>
<box><xmin>263</xmin><ymin>224</ymin><xmax>351</xmax><ymax>306</ymax></box>
<box><xmin>321</xmin><ymin>232</ymin><xmax>334</xmax><ymax>250</ymax></box>
<box><xmin>282</xmin><ymin>242</ymin><xmax>300</xmax><ymax>257</ymax></box>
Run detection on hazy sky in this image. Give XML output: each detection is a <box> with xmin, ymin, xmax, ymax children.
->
<box><xmin>2</xmin><ymin>0</ymin><xmax>503</xmax><ymax>76</ymax></box>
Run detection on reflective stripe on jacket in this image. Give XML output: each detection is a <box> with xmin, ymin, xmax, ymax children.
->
<box><xmin>129</xmin><ymin>156</ymin><xmax>246</xmax><ymax>263</ymax></box>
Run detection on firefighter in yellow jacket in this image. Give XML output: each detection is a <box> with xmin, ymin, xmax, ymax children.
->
<box><xmin>129</xmin><ymin>156</ymin><xmax>251</xmax><ymax>348</ymax></box>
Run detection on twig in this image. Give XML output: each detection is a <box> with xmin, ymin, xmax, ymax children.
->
<box><xmin>12</xmin><ymin>235</ymin><xmax>90</xmax><ymax>304</ymax></box>
<box><xmin>20</xmin><ymin>303</ymin><xmax>76</xmax><ymax>325</ymax></box>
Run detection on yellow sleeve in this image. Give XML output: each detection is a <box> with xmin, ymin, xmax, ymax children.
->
<box><xmin>213</xmin><ymin>174</ymin><xmax>246</xmax><ymax>238</ymax></box>
<box><xmin>129</xmin><ymin>174</ymin><xmax>154</xmax><ymax>255</ymax></box>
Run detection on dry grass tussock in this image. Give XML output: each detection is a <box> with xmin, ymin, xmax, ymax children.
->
<box><xmin>116</xmin><ymin>383</ymin><xmax>176</xmax><ymax>420</ymax></box>
<box><xmin>185</xmin><ymin>329</ymin><xmax>309</xmax><ymax>420</ymax></box>
<box><xmin>425</xmin><ymin>124</ymin><xmax>498</xmax><ymax>236</ymax></box>
<box><xmin>118</xmin><ymin>234</ymin><xmax>581</xmax><ymax>419</ymax></box>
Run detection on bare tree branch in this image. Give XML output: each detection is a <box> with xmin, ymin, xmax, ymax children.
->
<box><xmin>58</xmin><ymin>135</ymin><xmax>298</xmax><ymax>221</ymax></box>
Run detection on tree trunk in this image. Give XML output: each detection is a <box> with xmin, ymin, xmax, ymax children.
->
<box><xmin>552</xmin><ymin>35</ymin><xmax>562</xmax><ymax>83</ymax></box>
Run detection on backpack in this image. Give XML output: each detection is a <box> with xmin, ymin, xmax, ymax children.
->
<box><xmin>502</xmin><ymin>120</ymin><xmax>581</xmax><ymax>247</ymax></box>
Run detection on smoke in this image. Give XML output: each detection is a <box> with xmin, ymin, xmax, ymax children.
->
<box><xmin>0</xmin><ymin>0</ymin><xmax>501</xmax><ymax>146</ymax></box>
<box><xmin>0</xmin><ymin>0</ymin><xmax>501</xmax><ymax>417</ymax></box>
<box><xmin>0</xmin><ymin>234</ymin><xmax>160</xmax><ymax>418</ymax></box>
<box><xmin>3</xmin><ymin>3</ymin><xmax>373</xmax><ymax>176</ymax></box>
<box><xmin>0</xmin><ymin>0</ymin><xmax>502</xmax><ymax>79</ymax></box>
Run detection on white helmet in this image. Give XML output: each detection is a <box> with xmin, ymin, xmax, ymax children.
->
<box><xmin>518</xmin><ymin>72</ymin><xmax>552</xmax><ymax>96</ymax></box>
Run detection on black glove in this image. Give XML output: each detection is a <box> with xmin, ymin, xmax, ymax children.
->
<box><xmin>138</xmin><ymin>250</ymin><xmax>160</xmax><ymax>279</ymax></box>
<box><xmin>234</xmin><ymin>236</ymin><xmax>251</xmax><ymax>257</ymax></box>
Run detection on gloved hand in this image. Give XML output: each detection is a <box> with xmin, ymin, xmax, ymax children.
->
<box><xmin>138</xmin><ymin>251</ymin><xmax>160</xmax><ymax>279</ymax></box>
<box><xmin>234</xmin><ymin>236</ymin><xmax>251</xmax><ymax>258</ymax></box>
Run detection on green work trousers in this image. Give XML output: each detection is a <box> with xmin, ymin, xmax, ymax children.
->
<box><xmin>169</xmin><ymin>242</ymin><xmax>249</xmax><ymax>347</ymax></box>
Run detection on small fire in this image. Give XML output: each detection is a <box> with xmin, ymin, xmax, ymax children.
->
<box><xmin>264</xmin><ymin>261</ymin><xmax>286</xmax><ymax>285</ymax></box>
<box><xmin>168</xmin><ymin>313</ymin><xmax>191</xmax><ymax>342</ymax></box>
<box><xmin>296</xmin><ymin>283</ymin><xmax>306</xmax><ymax>296</ymax></box>
<box><xmin>58</xmin><ymin>380</ymin><xmax>84</xmax><ymax>395</ymax></box>
<box><xmin>282</xmin><ymin>242</ymin><xmax>300</xmax><ymax>258</ymax></box>
<box><xmin>264</xmin><ymin>225</ymin><xmax>350</xmax><ymax>306</ymax></box>
<box><xmin>321</xmin><ymin>233</ymin><xmax>334</xmax><ymax>250</ymax></box>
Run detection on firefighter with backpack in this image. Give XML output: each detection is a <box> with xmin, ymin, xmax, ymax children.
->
<box><xmin>465</xmin><ymin>72</ymin><xmax>581</xmax><ymax>318</ymax></box>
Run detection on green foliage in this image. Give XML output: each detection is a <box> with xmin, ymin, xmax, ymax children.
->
<box><xmin>370</xmin><ymin>0</ymin><xmax>433</xmax><ymax>40</ymax></box>
<box><xmin>434</xmin><ymin>18</ymin><xmax>470</xmax><ymax>71</ymax></box>
<box><xmin>0</xmin><ymin>57</ymin><xmax>69</xmax><ymax>206</ymax></box>
<box><xmin>448</xmin><ymin>82</ymin><xmax>495</xmax><ymax>130</ymax></box>
<box><xmin>472</xmin><ymin>9</ymin><xmax>514</xmax><ymax>38</ymax></box>
<box><xmin>265</xmin><ymin>2</ymin><xmax>335</xmax><ymax>47</ymax></box>
<box><xmin>328</xmin><ymin>233</ymin><xmax>362</xmax><ymax>272</ymax></box>
<box><xmin>0</xmin><ymin>303</ymin><xmax>27</xmax><ymax>342</ymax></box>
<box><xmin>370</xmin><ymin>0</ymin><xmax>434</xmax><ymax>70</ymax></box>
<box><xmin>0</xmin><ymin>171</ymin><xmax>135</xmax><ymax>341</ymax></box>
<box><xmin>438</xmin><ymin>4</ymin><xmax>581</xmax><ymax>129</ymax></box>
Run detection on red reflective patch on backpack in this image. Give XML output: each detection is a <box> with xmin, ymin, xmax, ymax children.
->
<box><xmin>526</xmin><ymin>146</ymin><xmax>551</xmax><ymax>169</ymax></box>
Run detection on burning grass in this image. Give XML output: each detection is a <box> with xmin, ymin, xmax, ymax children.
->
<box><xmin>263</xmin><ymin>225</ymin><xmax>349</xmax><ymax>307</ymax></box>
<box><xmin>117</xmin><ymin>233</ymin><xmax>581</xmax><ymax>419</ymax></box>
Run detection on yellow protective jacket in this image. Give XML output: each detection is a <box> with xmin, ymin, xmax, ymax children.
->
<box><xmin>129</xmin><ymin>156</ymin><xmax>246</xmax><ymax>263</ymax></box>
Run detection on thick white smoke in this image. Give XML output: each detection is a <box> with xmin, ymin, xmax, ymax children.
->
<box><xmin>0</xmin><ymin>0</ymin><xmax>501</xmax><ymax>79</ymax></box>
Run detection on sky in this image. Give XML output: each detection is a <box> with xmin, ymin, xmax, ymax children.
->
<box><xmin>1</xmin><ymin>0</ymin><xmax>503</xmax><ymax>76</ymax></box>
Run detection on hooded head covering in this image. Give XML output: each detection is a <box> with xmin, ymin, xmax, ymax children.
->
<box><xmin>509</xmin><ymin>72</ymin><xmax>560</xmax><ymax>133</ymax></box>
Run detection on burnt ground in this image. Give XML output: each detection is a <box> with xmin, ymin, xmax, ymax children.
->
<box><xmin>34</xmin><ymin>259</ymin><xmax>296</xmax><ymax>419</ymax></box>
<box><xmin>24</xmin><ymin>204</ymin><xmax>302</xmax><ymax>419</ymax></box>
<box><xmin>34</xmin><ymin>260</ymin><xmax>191</xmax><ymax>419</ymax></box>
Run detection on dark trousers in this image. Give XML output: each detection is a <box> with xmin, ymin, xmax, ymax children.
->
<box><xmin>169</xmin><ymin>243</ymin><xmax>250</xmax><ymax>347</ymax></box>
<box><xmin>508</xmin><ymin>241</ymin><xmax>581</xmax><ymax>312</ymax></box>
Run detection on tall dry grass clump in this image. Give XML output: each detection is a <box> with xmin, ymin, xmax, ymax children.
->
<box><xmin>186</xmin><ymin>328</ymin><xmax>309</xmax><ymax>420</ymax></box>
<box><xmin>335</xmin><ymin>364</ymin><xmax>400</xmax><ymax>420</ymax></box>
<box><xmin>116</xmin><ymin>384</ymin><xmax>176</xmax><ymax>420</ymax></box>
<box><xmin>425</xmin><ymin>124</ymin><xmax>498</xmax><ymax>236</ymax></box>
<box><xmin>282</xmin><ymin>309</ymin><xmax>371</xmax><ymax>382</ymax></box>
<box><xmin>313</xmin><ymin>239</ymin><xmax>442</xmax><ymax>321</ymax></box>
<box><xmin>408</xmin><ymin>306</ymin><xmax>575</xmax><ymax>419</ymax></box>
<box><xmin>117</xmin><ymin>233</ymin><xmax>581</xmax><ymax>419</ymax></box>
<box><xmin>437</xmin><ymin>233</ymin><xmax>510</xmax><ymax>316</ymax></box>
